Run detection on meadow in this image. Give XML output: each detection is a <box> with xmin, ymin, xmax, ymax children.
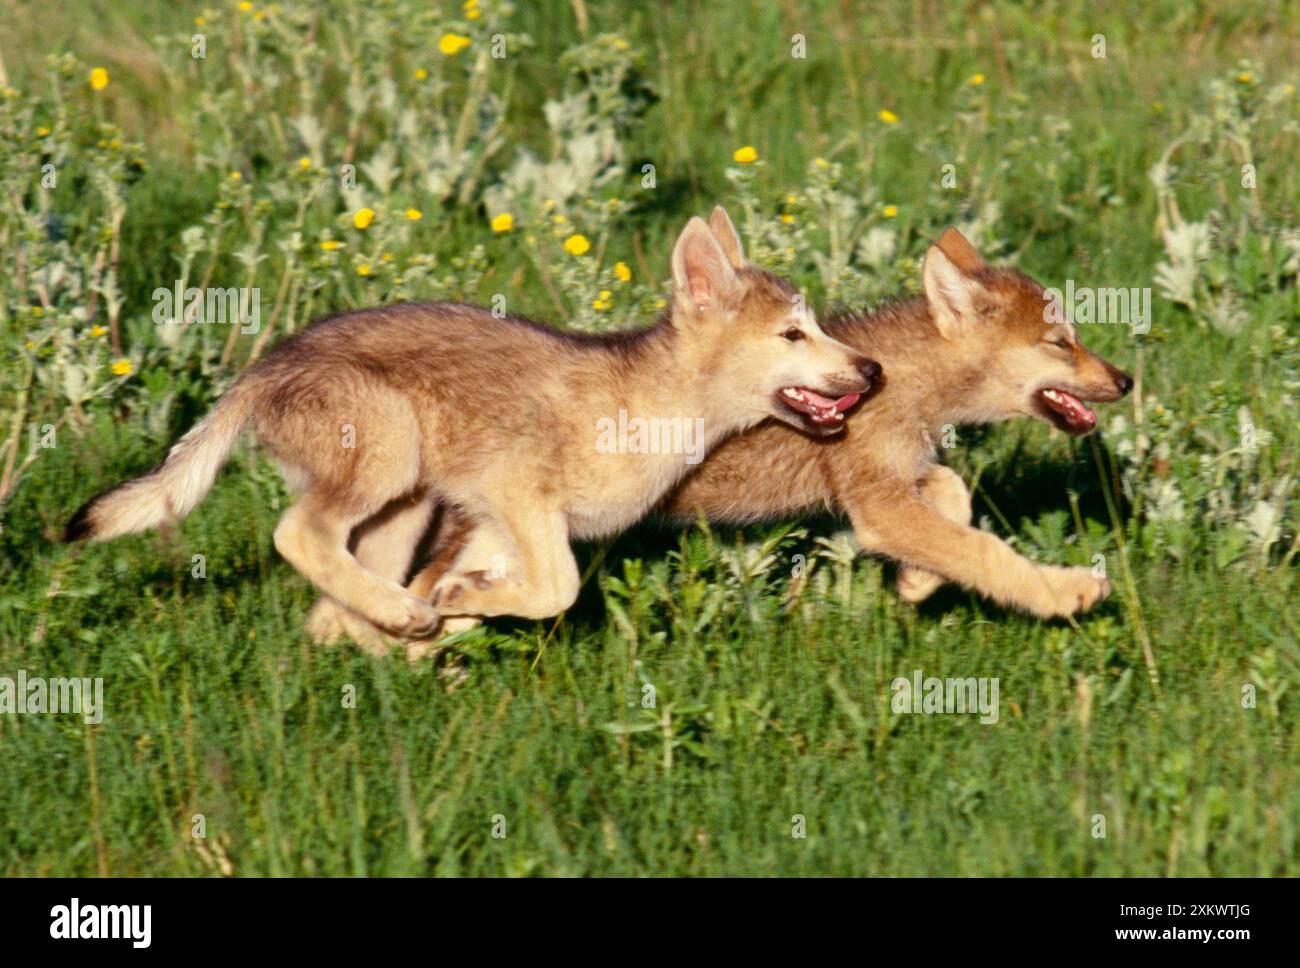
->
<box><xmin>0</xmin><ymin>0</ymin><xmax>1297</xmax><ymax>876</ymax></box>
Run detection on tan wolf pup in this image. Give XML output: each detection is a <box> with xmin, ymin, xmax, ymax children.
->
<box><xmin>661</xmin><ymin>227</ymin><xmax>1133</xmax><ymax>617</ymax></box>
<box><xmin>406</xmin><ymin>228</ymin><xmax>1132</xmax><ymax>629</ymax></box>
<box><xmin>65</xmin><ymin>208</ymin><xmax>880</xmax><ymax>640</ymax></box>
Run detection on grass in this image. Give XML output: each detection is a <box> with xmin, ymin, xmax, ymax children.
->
<box><xmin>0</xmin><ymin>0</ymin><xmax>1297</xmax><ymax>876</ymax></box>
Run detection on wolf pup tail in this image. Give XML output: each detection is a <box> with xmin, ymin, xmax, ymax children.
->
<box><xmin>64</xmin><ymin>381</ymin><xmax>257</xmax><ymax>542</ymax></box>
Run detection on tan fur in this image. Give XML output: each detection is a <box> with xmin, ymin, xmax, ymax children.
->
<box><xmin>396</xmin><ymin>230</ymin><xmax>1133</xmax><ymax>633</ymax></box>
<box><xmin>65</xmin><ymin>209</ymin><xmax>878</xmax><ymax>645</ymax></box>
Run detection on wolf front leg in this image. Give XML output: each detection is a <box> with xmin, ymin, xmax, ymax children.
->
<box><xmin>428</xmin><ymin>507</ymin><xmax>581</xmax><ymax>621</ymax></box>
<box><xmin>304</xmin><ymin>492</ymin><xmax>439</xmax><ymax>655</ymax></box>
<box><xmin>846</xmin><ymin>486</ymin><xmax>1110</xmax><ymax>619</ymax></box>
<box><xmin>273</xmin><ymin>493</ymin><xmax>441</xmax><ymax>637</ymax></box>
<box><xmin>894</xmin><ymin>464</ymin><xmax>972</xmax><ymax>605</ymax></box>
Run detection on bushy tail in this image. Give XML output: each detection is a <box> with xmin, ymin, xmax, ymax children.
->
<box><xmin>64</xmin><ymin>381</ymin><xmax>257</xmax><ymax>542</ymax></box>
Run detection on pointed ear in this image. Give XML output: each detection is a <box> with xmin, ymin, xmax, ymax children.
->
<box><xmin>707</xmin><ymin>205</ymin><xmax>746</xmax><ymax>269</ymax></box>
<box><xmin>935</xmin><ymin>227</ymin><xmax>987</xmax><ymax>272</ymax></box>
<box><xmin>923</xmin><ymin>243</ymin><xmax>986</xmax><ymax>340</ymax></box>
<box><xmin>672</xmin><ymin>216</ymin><xmax>741</xmax><ymax>313</ymax></box>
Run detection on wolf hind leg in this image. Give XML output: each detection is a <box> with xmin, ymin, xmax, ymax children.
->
<box><xmin>430</xmin><ymin>506</ymin><xmax>579</xmax><ymax>621</ymax></box>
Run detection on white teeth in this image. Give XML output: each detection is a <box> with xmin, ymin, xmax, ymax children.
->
<box><xmin>782</xmin><ymin>388</ymin><xmax>806</xmax><ymax>401</ymax></box>
<box><xmin>1043</xmin><ymin>389</ymin><xmax>1064</xmax><ymax>403</ymax></box>
<box><xmin>832</xmin><ymin>412</ymin><xmax>844</xmax><ymax>421</ymax></box>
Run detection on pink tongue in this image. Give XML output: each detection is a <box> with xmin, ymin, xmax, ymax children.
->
<box><xmin>802</xmin><ymin>389</ymin><xmax>860</xmax><ymax>412</ymax></box>
<box><xmin>1053</xmin><ymin>391</ymin><xmax>1095</xmax><ymax>429</ymax></box>
<box><xmin>834</xmin><ymin>392</ymin><xmax>861</xmax><ymax>411</ymax></box>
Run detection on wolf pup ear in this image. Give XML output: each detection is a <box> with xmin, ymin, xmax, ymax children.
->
<box><xmin>923</xmin><ymin>237</ymin><xmax>986</xmax><ymax>341</ymax></box>
<box><xmin>707</xmin><ymin>205</ymin><xmax>747</xmax><ymax>269</ymax></box>
<box><xmin>935</xmin><ymin>227</ymin><xmax>987</xmax><ymax>272</ymax></box>
<box><xmin>672</xmin><ymin>216</ymin><xmax>742</xmax><ymax>316</ymax></box>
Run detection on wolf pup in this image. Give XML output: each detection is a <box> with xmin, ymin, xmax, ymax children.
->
<box><xmin>662</xmin><ymin>228</ymin><xmax>1132</xmax><ymax>618</ymax></box>
<box><xmin>65</xmin><ymin>207</ymin><xmax>880</xmax><ymax>641</ymax></box>
<box><xmin>410</xmin><ymin>228</ymin><xmax>1131</xmax><ymax>628</ymax></box>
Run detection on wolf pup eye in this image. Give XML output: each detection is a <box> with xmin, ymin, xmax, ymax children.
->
<box><xmin>782</xmin><ymin>327</ymin><xmax>805</xmax><ymax>341</ymax></box>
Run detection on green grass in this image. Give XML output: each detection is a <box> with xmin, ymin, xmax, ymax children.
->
<box><xmin>0</xmin><ymin>0</ymin><xmax>1297</xmax><ymax>876</ymax></box>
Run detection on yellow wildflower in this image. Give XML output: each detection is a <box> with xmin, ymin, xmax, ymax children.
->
<box><xmin>439</xmin><ymin>34</ymin><xmax>471</xmax><ymax>56</ymax></box>
<box><xmin>89</xmin><ymin>68</ymin><xmax>109</xmax><ymax>91</ymax></box>
<box><xmin>491</xmin><ymin>213</ymin><xmax>514</xmax><ymax>232</ymax></box>
<box><xmin>563</xmin><ymin>234</ymin><xmax>591</xmax><ymax>256</ymax></box>
<box><xmin>733</xmin><ymin>145</ymin><xmax>758</xmax><ymax>164</ymax></box>
<box><xmin>614</xmin><ymin>261</ymin><xmax>631</xmax><ymax>282</ymax></box>
<box><xmin>353</xmin><ymin>208</ymin><xmax>375</xmax><ymax>230</ymax></box>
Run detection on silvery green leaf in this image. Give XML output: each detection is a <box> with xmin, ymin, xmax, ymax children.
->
<box><xmin>181</xmin><ymin>226</ymin><xmax>206</xmax><ymax>254</ymax></box>
<box><xmin>61</xmin><ymin>361</ymin><xmax>87</xmax><ymax>404</ymax></box>
<box><xmin>231</xmin><ymin>245</ymin><xmax>267</xmax><ymax>271</ymax></box>
<box><xmin>290</xmin><ymin>113</ymin><xmax>324</xmax><ymax>158</ymax></box>
<box><xmin>363</xmin><ymin>143</ymin><xmax>401</xmax><ymax>196</ymax></box>
<box><xmin>856</xmin><ymin>227</ymin><xmax>897</xmax><ymax>269</ymax></box>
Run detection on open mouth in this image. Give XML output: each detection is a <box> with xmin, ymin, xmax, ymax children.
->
<box><xmin>1036</xmin><ymin>387</ymin><xmax>1097</xmax><ymax>435</ymax></box>
<box><xmin>776</xmin><ymin>387</ymin><xmax>863</xmax><ymax>428</ymax></box>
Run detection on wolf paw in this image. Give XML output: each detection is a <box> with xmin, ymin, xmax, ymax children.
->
<box><xmin>342</xmin><ymin>615</ymin><xmax>401</xmax><ymax>657</ymax></box>
<box><xmin>429</xmin><ymin>570</ymin><xmax>494</xmax><ymax>609</ymax></box>
<box><xmin>367</xmin><ymin>592</ymin><xmax>441</xmax><ymax>637</ymax></box>
<box><xmin>305</xmin><ymin>597</ymin><xmax>403</xmax><ymax>656</ymax></box>
<box><xmin>305</xmin><ymin>598</ymin><xmax>348</xmax><ymax>645</ymax></box>
<box><xmin>404</xmin><ymin>617</ymin><xmax>482</xmax><ymax>663</ymax></box>
<box><xmin>1040</xmin><ymin>566</ymin><xmax>1111</xmax><ymax>617</ymax></box>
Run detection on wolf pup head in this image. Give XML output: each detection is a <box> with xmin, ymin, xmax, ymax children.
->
<box><xmin>668</xmin><ymin>206</ymin><xmax>881</xmax><ymax>437</ymax></box>
<box><xmin>921</xmin><ymin>228</ymin><xmax>1133</xmax><ymax>435</ymax></box>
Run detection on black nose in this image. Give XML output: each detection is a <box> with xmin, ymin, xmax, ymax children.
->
<box><xmin>1115</xmin><ymin>371</ymin><xmax>1134</xmax><ymax>396</ymax></box>
<box><xmin>858</xmin><ymin>357</ymin><xmax>882</xmax><ymax>385</ymax></box>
